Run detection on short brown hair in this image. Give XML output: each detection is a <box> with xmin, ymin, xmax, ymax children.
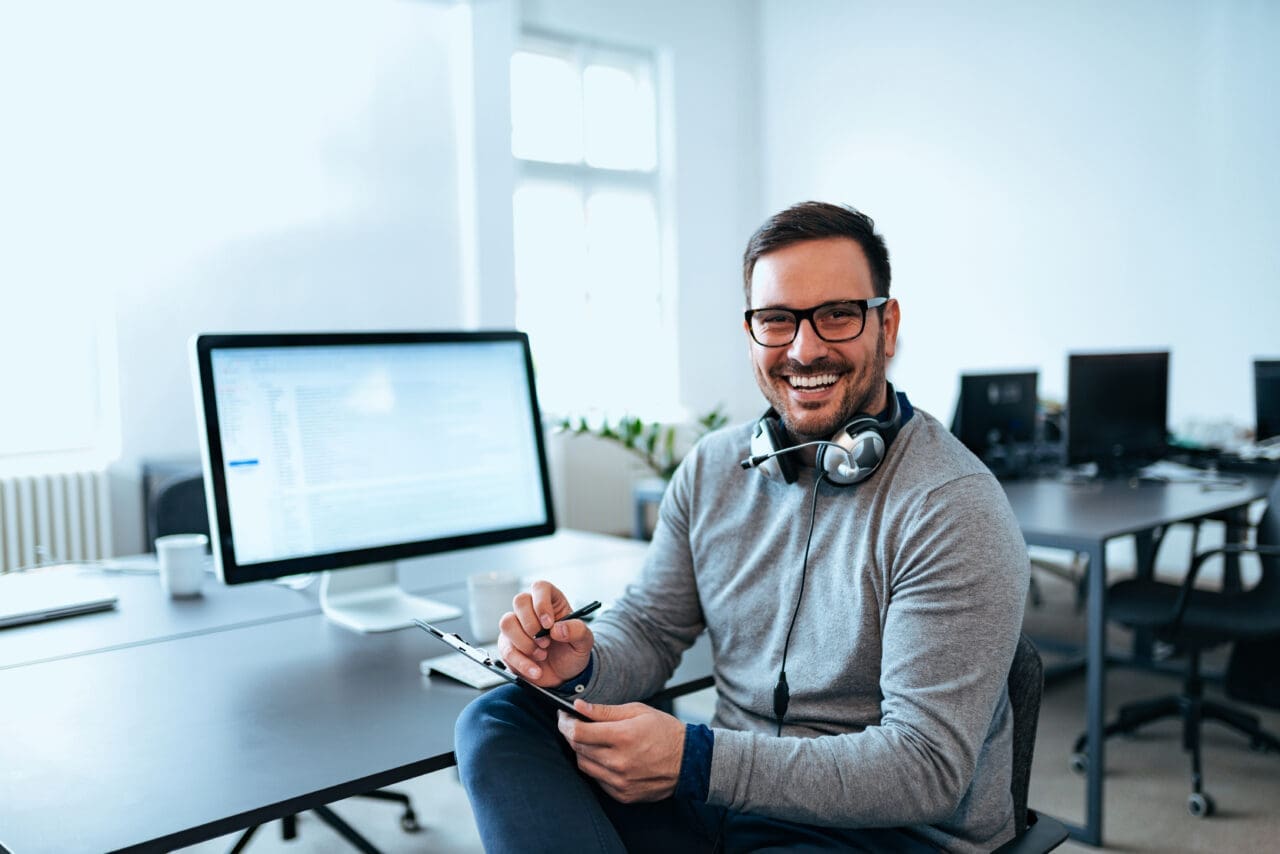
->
<box><xmin>742</xmin><ymin>202</ymin><xmax>891</xmax><ymax>305</ymax></box>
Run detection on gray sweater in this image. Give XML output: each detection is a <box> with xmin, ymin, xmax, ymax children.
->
<box><xmin>580</xmin><ymin>406</ymin><xmax>1029</xmax><ymax>852</ymax></box>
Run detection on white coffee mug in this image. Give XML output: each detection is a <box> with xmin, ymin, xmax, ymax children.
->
<box><xmin>467</xmin><ymin>571</ymin><xmax>522</xmax><ymax>642</ymax></box>
<box><xmin>156</xmin><ymin>533</ymin><xmax>208</xmax><ymax>598</ymax></box>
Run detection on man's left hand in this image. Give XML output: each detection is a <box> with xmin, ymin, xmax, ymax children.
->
<box><xmin>557</xmin><ymin>700</ymin><xmax>685</xmax><ymax>803</ymax></box>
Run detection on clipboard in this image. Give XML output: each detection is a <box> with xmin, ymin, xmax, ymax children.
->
<box><xmin>414</xmin><ymin>620</ymin><xmax>587</xmax><ymax>719</ymax></box>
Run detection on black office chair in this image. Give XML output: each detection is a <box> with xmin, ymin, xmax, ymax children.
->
<box><xmin>148</xmin><ymin>476</ymin><xmax>423</xmax><ymax>850</ymax></box>
<box><xmin>1069</xmin><ymin>478</ymin><xmax>1280</xmax><ymax>817</ymax></box>
<box><xmin>150</xmin><ymin>473</ymin><xmax>212</xmax><ymax>546</ymax></box>
<box><xmin>655</xmin><ymin>636</ymin><xmax>1066</xmax><ymax>852</ymax></box>
<box><xmin>996</xmin><ymin>635</ymin><xmax>1070</xmax><ymax>853</ymax></box>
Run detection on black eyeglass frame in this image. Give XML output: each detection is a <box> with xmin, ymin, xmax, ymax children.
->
<box><xmin>743</xmin><ymin>297</ymin><xmax>889</xmax><ymax>347</ymax></box>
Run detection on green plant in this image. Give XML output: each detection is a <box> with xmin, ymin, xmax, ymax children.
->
<box><xmin>555</xmin><ymin>407</ymin><xmax>729</xmax><ymax>480</ymax></box>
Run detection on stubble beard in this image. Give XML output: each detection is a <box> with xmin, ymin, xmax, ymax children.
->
<box><xmin>762</xmin><ymin>327</ymin><xmax>887</xmax><ymax>444</ymax></box>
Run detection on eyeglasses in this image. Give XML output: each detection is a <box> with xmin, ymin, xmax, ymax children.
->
<box><xmin>744</xmin><ymin>298</ymin><xmax>888</xmax><ymax>347</ymax></box>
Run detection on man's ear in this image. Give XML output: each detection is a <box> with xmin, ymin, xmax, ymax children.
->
<box><xmin>882</xmin><ymin>299</ymin><xmax>900</xmax><ymax>358</ymax></box>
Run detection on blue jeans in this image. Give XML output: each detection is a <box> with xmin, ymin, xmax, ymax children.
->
<box><xmin>454</xmin><ymin>684</ymin><xmax>938</xmax><ymax>852</ymax></box>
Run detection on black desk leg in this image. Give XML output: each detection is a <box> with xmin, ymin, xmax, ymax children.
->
<box><xmin>1065</xmin><ymin>542</ymin><xmax>1107</xmax><ymax>847</ymax></box>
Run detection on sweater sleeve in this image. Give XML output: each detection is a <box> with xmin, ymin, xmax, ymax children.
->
<box><xmin>706</xmin><ymin>473</ymin><xmax>1029</xmax><ymax>830</ymax></box>
<box><xmin>577</xmin><ymin>455</ymin><xmax>707</xmax><ymax>705</ymax></box>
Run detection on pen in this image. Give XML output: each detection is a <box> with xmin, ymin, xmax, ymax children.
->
<box><xmin>535</xmin><ymin>600</ymin><xmax>602</xmax><ymax>638</ymax></box>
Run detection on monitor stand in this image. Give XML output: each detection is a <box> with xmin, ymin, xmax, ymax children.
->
<box><xmin>319</xmin><ymin>562</ymin><xmax>461</xmax><ymax>633</ymax></box>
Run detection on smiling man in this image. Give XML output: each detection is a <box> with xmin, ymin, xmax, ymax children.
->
<box><xmin>744</xmin><ymin>214</ymin><xmax>897</xmax><ymax>451</ymax></box>
<box><xmin>455</xmin><ymin>202</ymin><xmax>1029</xmax><ymax>852</ymax></box>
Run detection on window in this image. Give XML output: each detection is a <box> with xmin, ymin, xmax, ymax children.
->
<box><xmin>509</xmin><ymin>35</ymin><xmax>677</xmax><ymax>419</ymax></box>
<box><xmin>0</xmin><ymin>284</ymin><xmax>119</xmax><ymax>477</ymax></box>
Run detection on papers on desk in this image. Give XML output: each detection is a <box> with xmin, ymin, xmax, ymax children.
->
<box><xmin>0</xmin><ymin>568</ymin><xmax>118</xmax><ymax>629</ymax></box>
<box><xmin>421</xmin><ymin>651</ymin><xmax>508</xmax><ymax>689</ymax></box>
<box><xmin>1139</xmin><ymin>460</ymin><xmax>1245</xmax><ymax>486</ymax></box>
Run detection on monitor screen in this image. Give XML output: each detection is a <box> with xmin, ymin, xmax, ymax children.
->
<box><xmin>191</xmin><ymin>331</ymin><xmax>555</xmax><ymax>631</ymax></box>
<box><xmin>953</xmin><ymin>372</ymin><xmax>1038</xmax><ymax>459</ymax></box>
<box><xmin>1255</xmin><ymin>359</ymin><xmax>1280</xmax><ymax>442</ymax></box>
<box><xmin>1066</xmin><ymin>351</ymin><xmax>1169</xmax><ymax>472</ymax></box>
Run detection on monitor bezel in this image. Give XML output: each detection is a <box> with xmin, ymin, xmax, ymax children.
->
<box><xmin>1254</xmin><ymin>358</ymin><xmax>1280</xmax><ymax>442</ymax></box>
<box><xmin>1066</xmin><ymin>350</ymin><xmax>1170</xmax><ymax>469</ymax></box>
<box><xmin>192</xmin><ymin>330</ymin><xmax>557</xmax><ymax>586</ymax></box>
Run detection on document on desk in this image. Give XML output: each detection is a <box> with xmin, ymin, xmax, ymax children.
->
<box><xmin>0</xmin><ymin>568</ymin><xmax>118</xmax><ymax>629</ymax></box>
<box><xmin>1139</xmin><ymin>460</ymin><xmax>1245</xmax><ymax>486</ymax></box>
<box><xmin>421</xmin><ymin>651</ymin><xmax>508</xmax><ymax>689</ymax></box>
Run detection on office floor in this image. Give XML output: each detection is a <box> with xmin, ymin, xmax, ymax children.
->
<box><xmin>182</xmin><ymin>550</ymin><xmax>1280</xmax><ymax>854</ymax></box>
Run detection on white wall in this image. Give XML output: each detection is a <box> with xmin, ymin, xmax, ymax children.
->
<box><xmin>31</xmin><ymin>2</ymin><xmax>1270</xmax><ymax>549</ymax></box>
<box><xmin>758</xmin><ymin>0</ymin><xmax>1280</xmax><ymax>426</ymax></box>
<box><xmin>1</xmin><ymin>0</ymin><xmax>765</xmax><ymax>548</ymax></box>
<box><xmin>3</xmin><ymin>1</ymin><xmax>471</xmax><ymax>552</ymax></box>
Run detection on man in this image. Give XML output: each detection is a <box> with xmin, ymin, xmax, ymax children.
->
<box><xmin>455</xmin><ymin>202</ymin><xmax>1029</xmax><ymax>852</ymax></box>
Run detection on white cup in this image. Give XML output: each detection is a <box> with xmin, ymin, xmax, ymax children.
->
<box><xmin>156</xmin><ymin>533</ymin><xmax>208</xmax><ymax>598</ymax></box>
<box><xmin>467</xmin><ymin>571</ymin><xmax>522</xmax><ymax>642</ymax></box>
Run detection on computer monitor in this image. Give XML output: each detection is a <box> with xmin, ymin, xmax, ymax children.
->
<box><xmin>1255</xmin><ymin>359</ymin><xmax>1280</xmax><ymax>442</ymax></box>
<box><xmin>1066</xmin><ymin>351</ymin><xmax>1169</xmax><ymax>474</ymax></box>
<box><xmin>191</xmin><ymin>331</ymin><xmax>556</xmax><ymax>633</ymax></box>
<box><xmin>952</xmin><ymin>372</ymin><xmax>1038</xmax><ymax>460</ymax></box>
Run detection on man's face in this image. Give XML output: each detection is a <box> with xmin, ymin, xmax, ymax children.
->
<box><xmin>746</xmin><ymin>237</ymin><xmax>900</xmax><ymax>444</ymax></box>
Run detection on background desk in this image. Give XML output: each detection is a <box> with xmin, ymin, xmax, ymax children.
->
<box><xmin>0</xmin><ymin>531</ymin><xmax>709</xmax><ymax>854</ymax></box>
<box><xmin>1001</xmin><ymin>473</ymin><xmax>1275</xmax><ymax>847</ymax></box>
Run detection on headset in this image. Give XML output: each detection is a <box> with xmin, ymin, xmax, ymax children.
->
<box><xmin>740</xmin><ymin>382</ymin><xmax>903</xmax><ymax>486</ymax></box>
<box><xmin>738</xmin><ymin>382</ymin><xmax>906</xmax><ymax>733</ymax></box>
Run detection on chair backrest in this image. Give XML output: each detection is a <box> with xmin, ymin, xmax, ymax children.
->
<box><xmin>149</xmin><ymin>474</ymin><xmax>210</xmax><ymax>548</ymax></box>
<box><xmin>1224</xmin><ymin>478</ymin><xmax>1280</xmax><ymax>709</ymax></box>
<box><xmin>1007</xmin><ymin>634</ymin><xmax>1043</xmax><ymax>836</ymax></box>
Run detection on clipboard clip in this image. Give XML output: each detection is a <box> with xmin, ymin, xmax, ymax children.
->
<box><xmin>413</xmin><ymin>619</ymin><xmax>507</xmax><ymax>671</ymax></box>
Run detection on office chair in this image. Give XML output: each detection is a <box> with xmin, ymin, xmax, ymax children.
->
<box><xmin>1069</xmin><ymin>477</ymin><xmax>1280</xmax><ymax>817</ymax></box>
<box><xmin>995</xmin><ymin>635</ymin><xmax>1070</xmax><ymax>853</ymax></box>
<box><xmin>150</xmin><ymin>474</ymin><xmax>212</xmax><ymax>545</ymax></box>
<box><xmin>653</xmin><ymin>637</ymin><xmax>1066</xmax><ymax>851</ymax></box>
<box><xmin>146</xmin><ymin>476</ymin><xmax>422</xmax><ymax>850</ymax></box>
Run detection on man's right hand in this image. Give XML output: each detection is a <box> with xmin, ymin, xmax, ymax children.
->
<box><xmin>496</xmin><ymin>580</ymin><xmax>594</xmax><ymax>688</ymax></box>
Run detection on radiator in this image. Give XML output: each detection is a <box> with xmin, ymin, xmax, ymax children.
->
<box><xmin>0</xmin><ymin>471</ymin><xmax>113</xmax><ymax>573</ymax></box>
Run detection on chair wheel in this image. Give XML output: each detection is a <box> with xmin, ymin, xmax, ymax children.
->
<box><xmin>1187</xmin><ymin>792</ymin><xmax>1215</xmax><ymax>817</ymax></box>
<box><xmin>1068</xmin><ymin>753</ymin><xmax>1088</xmax><ymax>775</ymax></box>
<box><xmin>400</xmin><ymin>812</ymin><xmax>422</xmax><ymax>833</ymax></box>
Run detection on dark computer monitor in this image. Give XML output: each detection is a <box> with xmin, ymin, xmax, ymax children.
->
<box><xmin>1066</xmin><ymin>351</ymin><xmax>1169</xmax><ymax>474</ymax></box>
<box><xmin>191</xmin><ymin>331</ymin><xmax>556</xmax><ymax>632</ymax></box>
<box><xmin>953</xmin><ymin>372</ymin><xmax>1038</xmax><ymax>460</ymax></box>
<box><xmin>1255</xmin><ymin>359</ymin><xmax>1280</xmax><ymax>442</ymax></box>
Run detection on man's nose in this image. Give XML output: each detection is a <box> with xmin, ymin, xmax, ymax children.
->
<box><xmin>787</xmin><ymin>317</ymin><xmax>827</xmax><ymax>363</ymax></box>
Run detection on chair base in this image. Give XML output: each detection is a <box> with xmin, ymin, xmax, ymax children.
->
<box><xmin>1071</xmin><ymin>688</ymin><xmax>1280</xmax><ymax>815</ymax></box>
<box><xmin>228</xmin><ymin>788</ymin><xmax>420</xmax><ymax>853</ymax></box>
<box><xmin>1073</xmin><ymin>694</ymin><xmax>1280</xmax><ymax>756</ymax></box>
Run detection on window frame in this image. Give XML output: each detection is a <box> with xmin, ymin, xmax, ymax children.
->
<box><xmin>509</xmin><ymin>30</ymin><xmax>679</xmax><ymax>420</ymax></box>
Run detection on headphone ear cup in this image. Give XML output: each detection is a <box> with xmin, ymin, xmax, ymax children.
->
<box><xmin>819</xmin><ymin>417</ymin><xmax>885</xmax><ymax>485</ymax></box>
<box><xmin>750</xmin><ymin>415</ymin><xmax>798</xmax><ymax>484</ymax></box>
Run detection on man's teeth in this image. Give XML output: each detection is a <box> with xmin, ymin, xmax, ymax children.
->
<box><xmin>788</xmin><ymin>373</ymin><xmax>838</xmax><ymax>389</ymax></box>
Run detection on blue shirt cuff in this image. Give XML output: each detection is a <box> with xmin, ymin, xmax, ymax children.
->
<box><xmin>549</xmin><ymin>653</ymin><xmax>594</xmax><ymax>697</ymax></box>
<box><xmin>674</xmin><ymin>723</ymin><xmax>713</xmax><ymax>801</ymax></box>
